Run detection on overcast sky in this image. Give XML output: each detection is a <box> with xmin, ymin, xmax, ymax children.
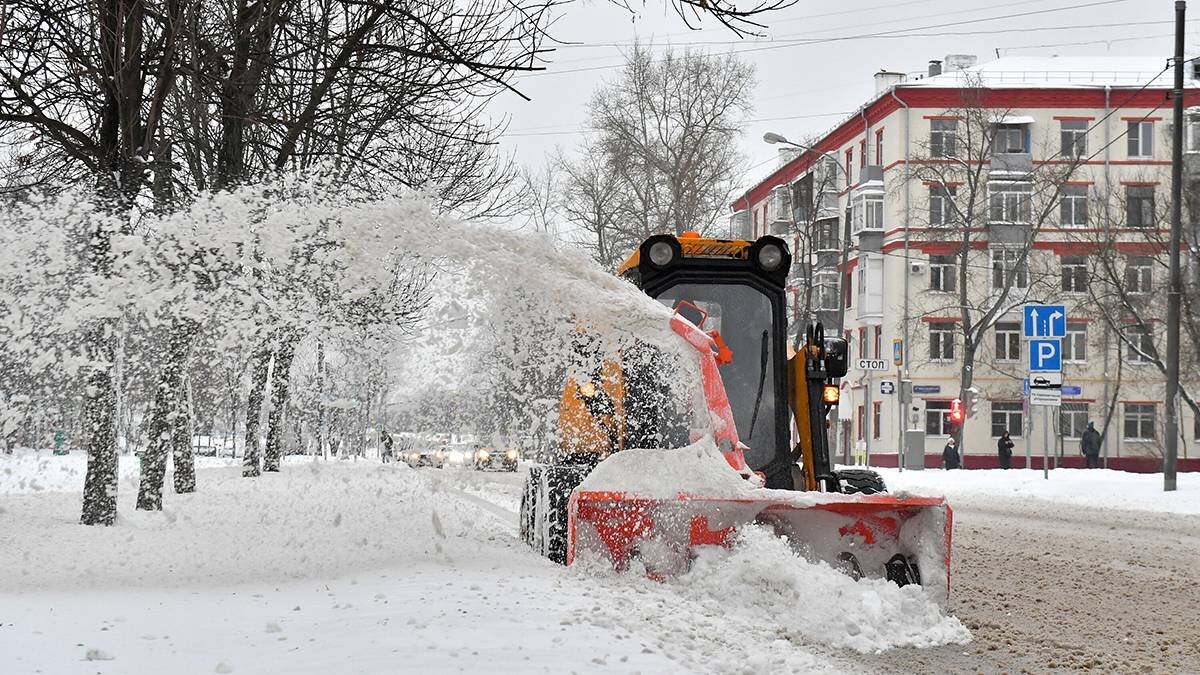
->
<box><xmin>488</xmin><ymin>0</ymin><xmax>1194</xmax><ymax>197</ymax></box>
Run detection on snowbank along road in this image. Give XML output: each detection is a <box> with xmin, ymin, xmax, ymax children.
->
<box><xmin>2</xmin><ymin>454</ymin><xmax>1198</xmax><ymax>673</ymax></box>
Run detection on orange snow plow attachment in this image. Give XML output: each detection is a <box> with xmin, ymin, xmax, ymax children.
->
<box><xmin>567</xmin><ymin>490</ymin><xmax>952</xmax><ymax>599</ymax></box>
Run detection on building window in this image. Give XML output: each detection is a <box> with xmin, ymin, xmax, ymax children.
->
<box><xmin>845</xmin><ymin>148</ymin><xmax>853</xmax><ymax>187</ymax></box>
<box><xmin>988</xmin><ymin>182</ymin><xmax>1032</xmax><ymax>224</ymax></box>
<box><xmin>1127</xmin><ymin>121</ymin><xmax>1154</xmax><ymax>158</ymax></box>
<box><xmin>929</xmin><ymin>185</ymin><xmax>957</xmax><ymax>226</ymax></box>
<box><xmin>857</xmin><ymin>405</ymin><xmax>865</xmax><ymax>441</ymax></box>
<box><xmin>876</xmin><ymin>129</ymin><xmax>884</xmax><ymax>167</ymax></box>
<box><xmin>993</xmin><ymin>124</ymin><xmax>1028</xmax><ymax>154</ymax></box>
<box><xmin>858</xmin><ymin>327</ymin><xmax>867</xmax><ymax>360</ymax></box>
<box><xmin>929</xmin><ymin>322</ymin><xmax>955</xmax><ymax>361</ymax></box>
<box><xmin>1124</xmin><ymin>324</ymin><xmax>1156</xmax><ymax>363</ymax></box>
<box><xmin>926</xmin><ymin>400</ymin><xmax>952</xmax><ymax>436</ymax></box>
<box><xmin>1064</xmin><ymin>321</ymin><xmax>1088</xmax><ymax>362</ymax></box>
<box><xmin>930</xmin><ymin>255</ymin><xmax>957</xmax><ymax>292</ymax></box>
<box><xmin>995</xmin><ymin>321</ymin><xmax>1021</xmax><ymax>362</ymax></box>
<box><xmin>814</xmin><ymin>218</ymin><xmax>839</xmax><ymax>251</ymax></box>
<box><xmin>1061</xmin><ymin>402</ymin><xmax>1090</xmax><ymax>439</ymax></box>
<box><xmin>931</xmin><ymin>120</ymin><xmax>957</xmax><ymax>158</ymax></box>
<box><xmin>991</xmin><ymin>248</ymin><xmax>1029</xmax><ymax>291</ymax></box>
<box><xmin>860</xmin><ymin>139</ymin><xmax>867</xmax><ymax>168</ymax></box>
<box><xmin>844</xmin><ymin>271</ymin><xmax>853</xmax><ymax>309</ymax></box>
<box><xmin>873</xmin><ymin>326</ymin><xmax>882</xmax><ymax>360</ymax></box>
<box><xmin>1060</xmin><ymin>185</ymin><xmax>1088</xmax><ymax>227</ymax></box>
<box><xmin>991</xmin><ymin>402</ymin><xmax>1023</xmax><ymax>438</ymax></box>
<box><xmin>1061</xmin><ymin>256</ymin><xmax>1088</xmax><ymax>293</ymax></box>
<box><xmin>1123</xmin><ymin>403</ymin><xmax>1156</xmax><ymax>440</ymax></box>
<box><xmin>814</xmin><ymin>270</ymin><xmax>839</xmax><ymax>311</ymax></box>
<box><xmin>852</xmin><ymin>195</ymin><xmax>884</xmax><ymax>234</ymax></box>
<box><xmin>872</xmin><ymin>401</ymin><xmax>882</xmax><ymax>440</ymax></box>
<box><xmin>1060</xmin><ymin>120</ymin><xmax>1088</xmax><ymax>158</ymax></box>
<box><xmin>1126</xmin><ymin>185</ymin><xmax>1155</xmax><ymax>227</ymax></box>
<box><xmin>1125</xmin><ymin>256</ymin><xmax>1153</xmax><ymax>294</ymax></box>
<box><xmin>1188</xmin><ymin>116</ymin><xmax>1200</xmax><ymax>153</ymax></box>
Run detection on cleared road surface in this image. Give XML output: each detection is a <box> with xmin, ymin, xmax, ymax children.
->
<box><xmin>850</xmin><ymin>495</ymin><xmax>1200</xmax><ymax>673</ymax></box>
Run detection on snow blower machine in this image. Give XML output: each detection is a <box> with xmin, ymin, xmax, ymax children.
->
<box><xmin>520</xmin><ymin>232</ymin><xmax>952</xmax><ymax>598</ymax></box>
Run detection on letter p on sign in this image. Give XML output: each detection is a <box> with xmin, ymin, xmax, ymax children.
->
<box><xmin>1029</xmin><ymin>339</ymin><xmax>1062</xmax><ymax>372</ymax></box>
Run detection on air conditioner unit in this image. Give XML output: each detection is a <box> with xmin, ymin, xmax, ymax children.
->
<box><xmin>910</xmin><ymin>261</ymin><xmax>925</xmax><ymax>274</ymax></box>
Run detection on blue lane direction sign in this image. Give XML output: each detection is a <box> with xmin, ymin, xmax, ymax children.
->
<box><xmin>1023</xmin><ymin>304</ymin><xmax>1066</xmax><ymax>339</ymax></box>
<box><xmin>1029</xmin><ymin>339</ymin><xmax>1062</xmax><ymax>372</ymax></box>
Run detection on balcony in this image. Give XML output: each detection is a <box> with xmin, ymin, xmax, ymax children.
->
<box><xmin>990</xmin><ymin>152</ymin><xmax>1032</xmax><ymax>176</ymax></box>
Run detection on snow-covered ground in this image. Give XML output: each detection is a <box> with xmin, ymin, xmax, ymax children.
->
<box><xmin>2</xmin><ymin>452</ymin><xmax>969</xmax><ymax>674</ymax></box>
<box><xmin>867</xmin><ymin>465</ymin><xmax>1200</xmax><ymax>515</ymax></box>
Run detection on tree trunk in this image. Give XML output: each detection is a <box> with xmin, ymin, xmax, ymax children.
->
<box><xmin>242</xmin><ymin>340</ymin><xmax>273</xmax><ymax>477</ymax></box>
<box><xmin>315</xmin><ymin>339</ymin><xmax>325</xmax><ymax>458</ymax></box>
<box><xmin>80</xmin><ymin>341</ymin><xmax>119</xmax><ymax>525</ymax></box>
<box><xmin>263</xmin><ymin>331</ymin><xmax>299</xmax><ymax>472</ymax></box>
<box><xmin>173</xmin><ymin>368</ymin><xmax>196</xmax><ymax>493</ymax></box>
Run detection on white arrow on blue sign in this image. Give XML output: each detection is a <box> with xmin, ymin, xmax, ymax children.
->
<box><xmin>1023</xmin><ymin>304</ymin><xmax>1066</xmax><ymax>339</ymax></box>
<box><xmin>1029</xmin><ymin>339</ymin><xmax>1062</xmax><ymax>372</ymax></box>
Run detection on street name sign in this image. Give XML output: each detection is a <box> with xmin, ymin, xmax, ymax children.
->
<box><xmin>1023</xmin><ymin>304</ymin><xmax>1066</xmax><ymax>339</ymax></box>
<box><xmin>856</xmin><ymin>359</ymin><xmax>891</xmax><ymax>372</ymax></box>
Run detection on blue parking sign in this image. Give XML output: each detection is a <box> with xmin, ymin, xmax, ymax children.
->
<box><xmin>1029</xmin><ymin>339</ymin><xmax>1062</xmax><ymax>372</ymax></box>
<box><xmin>1023</xmin><ymin>304</ymin><xmax>1066</xmax><ymax>339</ymax></box>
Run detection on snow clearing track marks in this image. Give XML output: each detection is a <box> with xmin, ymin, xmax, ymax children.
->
<box><xmin>851</xmin><ymin>495</ymin><xmax>1200</xmax><ymax>673</ymax></box>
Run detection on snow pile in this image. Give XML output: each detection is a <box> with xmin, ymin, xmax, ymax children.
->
<box><xmin>875</xmin><ymin>466</ymin><xmax>1200</xmax><ymax>515</ymax></box>
<box><xmin>676</xmin><ymin>527</ymin><xmax>970</xmax><ymax>654</ymax></box>
<box><xmin>579</xmin><ymin>436</ymin><xmax>754</xmax><ymax>497</ymax></box>
<box><xmin>0</xmin><ymin>457</ymin><xmax>506</xmax><ymax>592</ymax></box>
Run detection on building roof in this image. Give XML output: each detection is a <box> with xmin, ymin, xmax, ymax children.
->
<box><xmin>733</xmin><ymin>55</ymin><xmax>1199</xmax><ymax>209</ymax></box>
<box><xmin>907</xmin><ymin>56</ymin><xmax>1191</xmax><ymax>89</ymax></box>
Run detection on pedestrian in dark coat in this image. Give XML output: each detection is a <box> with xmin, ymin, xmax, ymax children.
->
<box><xmin>1080</xmin><ymin>421</ymin><xmax>1102</xmax><ymax>469</ymax></box>
<box><xmin>942</xmin><ymin>438</ymin><xmax>961</xmax><ymax>470</ymax></box>
<box><xmin>997</xmin><ymin>431</ymin><xmax>1014</xmax><ymax>469</ymax></box>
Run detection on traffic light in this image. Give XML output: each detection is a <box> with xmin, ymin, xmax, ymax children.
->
<box><xmin>950</xmin><ymin>398</ymin><xmax>964</xmax><ymax>424</ymax></box>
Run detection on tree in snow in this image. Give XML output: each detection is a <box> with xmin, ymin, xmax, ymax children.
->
<box><xmin>565</xmin><ymin>43</ymin><xmax>755</xmax><ymax>261</ymax></box>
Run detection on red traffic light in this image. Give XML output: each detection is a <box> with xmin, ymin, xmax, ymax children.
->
<box><xmin>950</xmin><ymin>398</ymin><xmax>964</xmax><ymax>423</ymax></box>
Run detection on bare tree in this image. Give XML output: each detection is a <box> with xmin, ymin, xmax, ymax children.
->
<box><xmin>556</xmin><ymin>143</ymin><xmax>626</xmax><ymax>269</ymax></box>
<box><xmin>584</xmin><ymin>42</ymin><xmax>755</xmax><ymax>255</ymax></box>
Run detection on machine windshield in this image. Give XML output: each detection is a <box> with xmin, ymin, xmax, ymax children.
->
<box><xmin>656</xmin><ymin>283</ymin><xmax>778</xmax><ymax>470</ymax></box>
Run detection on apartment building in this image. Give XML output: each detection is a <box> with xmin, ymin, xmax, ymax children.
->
<box><xmin>733</xmin><ymin>55</ymin><xmax>1200</xmax><ymax>463</ymax></box>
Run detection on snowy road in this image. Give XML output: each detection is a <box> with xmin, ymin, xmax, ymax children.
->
<box><xmin>851</xmin><ymin>488</ymin><xmax>1200</xmax><ymax>673</ymax></box>
<box><xmin>4</xmin><ymin>455</ymin><xmax>1196</xmax><ymax>673</ymax></box>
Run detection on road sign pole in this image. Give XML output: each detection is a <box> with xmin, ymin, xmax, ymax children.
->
<box><xmin>864</xmin><ymin>372</ymin><xmax>872</xmax><ymax>468</ymax></box>
<box><xmin>1043</xmin><ymin>406</ymin><xmax>1050</xmax><ymax>480</ymax></box>
<box><xmin>896</xmin><ymin>364</ymin><xmax>904</xmax><ymax>472</ymax></box>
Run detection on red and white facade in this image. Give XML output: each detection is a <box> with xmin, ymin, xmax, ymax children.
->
<box><xmin>733</xmin><ymin>55</ymin><xmax>1200</xmax><ymax>463</ymax></box>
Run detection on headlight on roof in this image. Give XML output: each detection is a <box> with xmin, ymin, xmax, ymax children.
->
<box><xmin>756</xmin><ymin>241</ymin><xmax>784</xmax><ymax>271</ymax></box>
<box><xmin>642</xmin><ymin>235</ymin><xmax>681</xmax><ymax>270</ymax></box>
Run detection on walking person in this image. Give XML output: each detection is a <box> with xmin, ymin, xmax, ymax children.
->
<box><xmin>942</xmin><ymin>438</ymin><xmax>961</xmax><ymax>470</ymax></box>
<box><xmin>997</xmin><ymin>431</ymin><xmax>1014</xmax><ymax>470</ymax></box>
<box><xmin>1080</xmin><ymin>421</ymin><xmax>1102</xmax><ymax>469</ymax></box>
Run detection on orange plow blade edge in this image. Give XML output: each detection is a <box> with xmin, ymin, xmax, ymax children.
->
<box><xmin>568</xmin><ymin>490</ymin><xmax>953</xmax><ymax>600</ymax></box>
